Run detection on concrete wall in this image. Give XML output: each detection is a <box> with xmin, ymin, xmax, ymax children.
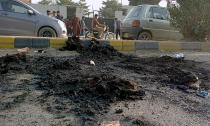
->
<box><xmin>76</xmin><ymin>8</ymin><xmax>84</xmax><ymax>19</ymax></box>
<box><xmin>115</xmin><ymin>5</ymin><xmax>134</xmax><ymax>21</ymax></box>
<box><xmin>115</xmin><ymin>11</ymin><xmax>124</xmax><ymax>21</ymax></box>
<box><xmin>28</xmin><ymin>4</ymin><xmax>67</xmax><ymax>19</ymax></box>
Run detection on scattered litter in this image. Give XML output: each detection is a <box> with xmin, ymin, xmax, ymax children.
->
<box><xmin>132</xmin><ymin>119</ymin><xmax>152</xmax><ymax>126</ymax></box>
<box><xmin>90</xmin><ymin>60</ymin><xmax>95</xmax><ymax>66</ymax></box>
<box><xmin>34</xmin><ymin>50</ymin><xmax>46</xmax><ymax>53</ymax></box>
<box><xmin>173</xmin><ymin>53</ymin><xmax>184</xmax><ymax>59</ymax></box>
<box><xmin>177</xmin><ymin>85</ymin><xmax>189</xmax><ymax>93</ymax></box>
<box><xmin>115</xmin><ymin>109</ymin><xmax>123</xmax><ymax>114</ymax></box>
<box><xmin>17</xmin><ymin>47</ymin><xmax>30</xmax><ymax>53</ymax></box>
<box><xmin>196</xmin><ymin>90</ymin><xmax>209</xmax><ymax>98</ymax></box>
<box><xmin>189</xmin><ymin>80</ymin><xmax>201</xmax><ymax>90</ymax></box>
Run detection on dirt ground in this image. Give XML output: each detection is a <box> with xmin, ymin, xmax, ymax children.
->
<box><xmin>0</xmin><ymin>41</ymin><xmax>210</xmax><ymax>126</ymax></box>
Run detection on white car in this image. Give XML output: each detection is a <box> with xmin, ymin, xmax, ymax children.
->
<box><xmin>0</xmin><ymin>0</ymin><xmax>67</xmax><ymax>38</ymax></box>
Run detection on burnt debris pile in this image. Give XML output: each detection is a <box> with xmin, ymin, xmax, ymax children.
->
<box><xmin>1</xmin><ymin>37</ymin><xmax>208</xmax><ymax>123</ymax></box>
<box><xmin>61</xmin><ymin>36</ymin><xmax>123</xmax><ymax>60</ymax></box>
<box><xmin>0</xmin><ymin>53</ymin><xmax>26</xmax><ymax>74</ymax></box>
<box><xmin>115</xmin><ymin>56</ymin><xmax>200</xmax><ymax>88</ymax></box>
<box><xmin>23</xmin><ymin>37</ymin><xmax>146</xmax><ymax>118</ymax></box>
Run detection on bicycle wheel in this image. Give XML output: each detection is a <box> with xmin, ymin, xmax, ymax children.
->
<box><xmin>85</xmin><ymin>31</ymin><xmax>91</xmax><ymax>38</ymax></box>
<box><xmin>105</xmin><ymin>32</ymin><xmax>115</xmax><ymax>40</ymax></box>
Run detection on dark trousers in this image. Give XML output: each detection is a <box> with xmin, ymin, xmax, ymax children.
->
<box><xmin>67</xmin><ymin>28</ymin><xmax>73</xmax><ymax>35</ymax></box>
<box><xmin>116</xmin><ymin>29</ymin><xmax>120</xmax><ymax>39</ymax></box>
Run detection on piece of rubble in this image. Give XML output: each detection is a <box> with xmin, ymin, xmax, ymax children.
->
<box><xmin>115</xmin><ymin>109</ymin><xmax>123</xmax><ymax>114</ymax></box>
<box><xmin>99</xmin><ymin>121</ymin><xmax>120</xmax><ymax>126</ymax></box>
<box><xmin>90</xmin><ymin>60</ymin><xmax>95</xmax><ymax>66</ymax></box>
<box><xmin>17</xmin><ymin>47</ymin><xmax>30</xmax><ymax>53</ymax></box>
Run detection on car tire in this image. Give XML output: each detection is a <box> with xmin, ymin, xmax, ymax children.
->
<box><xmin>138</xmin><ymin>32</ymin><xmax>152</xmax><ymax>40</ymax></box>
<box><xmin>38</xmin><ymin>27</ymin><xmax>57</xmax><ymax>37</ymax></box>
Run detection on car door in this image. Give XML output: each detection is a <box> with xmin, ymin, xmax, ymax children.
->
<box><xmin>146</xmin><ymin>7</ymin><xmax>171</xmax><ymax>40</ymax></box>
<box><xmin>0</xmin><ymin>1</ymin><xmax>12</xmax><ymax>35</ymax></box>
<box><xmin>0</xmin><ymin>0</ymin><xmax>36</xmax><ymax>36</ymax></box>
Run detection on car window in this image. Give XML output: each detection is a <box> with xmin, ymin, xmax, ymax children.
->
<box><xmin>148</xmin><ymin>7</ymin><xmax>169</xmax><ymax>20</ymax></box>
<box><xmin>1</xmin><ymin>1</ymin><xmax>28</xmax><ymax>14</ymax></box>
<box><xmin>0</xmin><ymin>2</ymin><xmax>3</xmax><ymax>10</ymax></box>
<box><xmin>125</xmin><ymin>6</ymin><xmax>142</xmax><ymax>19</ymax></box>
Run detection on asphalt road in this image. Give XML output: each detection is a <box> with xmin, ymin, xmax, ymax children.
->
<box><xmin>0</xmin><ymin>48</ymin><xmax>209</xmax><ymax>126</ymax></box>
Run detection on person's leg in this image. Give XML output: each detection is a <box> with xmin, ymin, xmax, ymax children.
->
<box><xmin>95</xmin><ymin>27</ymin><xmax>103</xmax><ymax>38</ymax></box>
<box><xmin>99</xmin><ymin>27</ymin><xmax>104</xmax><ymax>38</ymax></box>
<box><xmin>77</xmin><ymin>28</ymin><xmax>80</xmax><ymax>37</ymax></box>
<box><xmin>118</xmin><ymin>29</ymin><xmax>120</xmax><ymax>39</ymax></box>
<box><xmin>116</xmin><ymin>30</ymin><xmax>118</xmax><ymax>39</ymax></box>
<box><xmin>117</xmin><ymin>29</ymin><xmax>120</xmax><ymax>39</ymax></box>
<box><xmin>115</xmin><ymin>29</ymin><xmax>118</xmax><ymax>39</ymax></box>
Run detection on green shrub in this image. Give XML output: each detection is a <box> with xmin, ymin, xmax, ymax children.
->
<box><xmin>169</xmin><ymin>0</ymin><xmax>210</xmax><ymax>41</ymax></box>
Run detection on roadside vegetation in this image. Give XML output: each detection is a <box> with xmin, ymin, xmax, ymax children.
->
<box><xmin>169</xmin><ymin>0</ymin><xmax>210</xmax><ymax>41</ymax></box>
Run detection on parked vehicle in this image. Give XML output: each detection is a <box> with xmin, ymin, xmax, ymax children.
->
<box><xmin>0</xmin><ymin>0</ymin><xmax>67</xmax><ymax>38</ymax></box>
<box><xmin>121</xmin><ymin>5</ymin><xmax>183</xmax><ymax>40</ymax></box>
<box><xmin>85</xmin><ymin>26</ymin><xmax>115</xmax><ymax>40</ymax></box>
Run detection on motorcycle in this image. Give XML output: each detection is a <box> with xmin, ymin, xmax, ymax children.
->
<box><xmin>85</xmin><ymin>25</ymin><xmax>115</xmax><ymax>40</ymax></box>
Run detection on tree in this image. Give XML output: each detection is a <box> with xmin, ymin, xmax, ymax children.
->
<box><xmin>56</xmin><ymin>0</ymin><xmax>89</xmax><ymax>15</ymax></box>
<box><xmin>169</xmin><ymin>0</ymin><xmax>210</xmax><ymax>41</ymax></box>
<box><xmin>128</xmin><ymin>0</ymin><xmax>159</xmax><ymax>6</ymax></box>
<box><xmin>77</xmin><ymin>0</ymin><xmax>89</xmax><ymax>15</ymax></box>
<box><xmin>100</xmin><ymin>0</ymin><xmax>122</xmax><ymax>18</ymax></box>
<box><xmin>39</xmin><ymin>0</ymin><xmax>52</xmax><ymax>5</ymax></box>
<box><xmin>56</xmin><ymin>0</ymin><xmax>77</xmax><ymax>6</ymax></box>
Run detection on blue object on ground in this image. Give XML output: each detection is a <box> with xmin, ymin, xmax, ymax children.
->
<box><xmin>196</xmin><ymin>90</ymin><xmax>209</xmax><ymax>98</ymax></box>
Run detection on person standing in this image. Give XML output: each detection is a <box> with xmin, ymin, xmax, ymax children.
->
<box><xmin>64</xmin><ymin>18</ymin><xmax>73</xmax><ymax>36</ymax></box>
<box><xmin>81</xmin><ymin>16</ymin><xmax>87</xmax><ymax>36</ymax></box>
<box><xmin>92</xmin><ymin>14</ymin><xmax>104</xmax><ymax>39</ymax></box>
<box><xmin>114</xmin><ymin>18</ymin><xmax>121</xmax><ymax>40</ymax></box>
<box><xmin>56</xmin><ymin>11</ymin><xmax>63</xmax><ymax>21</ymax></box>
<box><xmin>72</xmin><ymin>13</ymin><xmax>81</xmax><ymax>37</ymax></box>
<box><xmin>52</xmin><ymin>11</ymin><xmax>56</xmax><ymax>18</ymax></box>
<box><xmin>46</xmin><ymin>10</ymin><xmax>51</xmax><ymax>17</ymax></box>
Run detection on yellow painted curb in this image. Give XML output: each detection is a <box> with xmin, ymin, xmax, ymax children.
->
<box><xmin>0</xmin><ymin>37</ymin><xmax>15</xmax><ymax>48</ymax></box>
<box><xmin>159</xmin><ymin>42</ymin><xmax>181</xmax><ymax>51</ymax></box>
<box><xmin>122</xmin><ymin>40</ymin><xmax>135</xmax><ymax>51</ymax></box>
<box><xmin>110</xmin><ymin>40</ymin><xmax>122</xmax><ymax>50</ymax></box>
<box><xmin>201</xmin><ymin>42</ymin><xmax>210</xmax><ymax>52</ymax></box>
<box><xmin>50</xmin><ymin>38</ymin><xmax>67</xmax><ymax>48</ymax></box>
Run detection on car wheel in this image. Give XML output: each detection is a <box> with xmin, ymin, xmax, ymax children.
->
<box><xmin>38</xmin><ymin>27</ymin><xmax>57</xmax><ymax>37</ymax></box>
<box><xmin>138</xmin><ymin>32</ymin><xmax>152</xmax><ymax>40</ymax></box>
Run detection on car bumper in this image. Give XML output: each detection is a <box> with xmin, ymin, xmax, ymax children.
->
<box><xmin>58</xmin><ymin>28</ymin><xmax>68</xmax><ymax>38</ymax></box>
<box><xmin>120</xmin><ymin>27</ymin><xmax>143</xmax><ymax>39</ymax></box>
<box><xmin>59</xmin><ymin>33</ymin><xmax>68</xmax><ymax>38</ymax></box>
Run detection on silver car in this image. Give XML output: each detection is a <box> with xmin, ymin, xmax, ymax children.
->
<box><xmin>121</xmin><ymin>5</ymin><xmax>183</xmax><ymax>40</ymax></box>
<box><xmin>0</xmin><ymin>0</ymin><xmax>67</xmax><ymax>38</ymax></box>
